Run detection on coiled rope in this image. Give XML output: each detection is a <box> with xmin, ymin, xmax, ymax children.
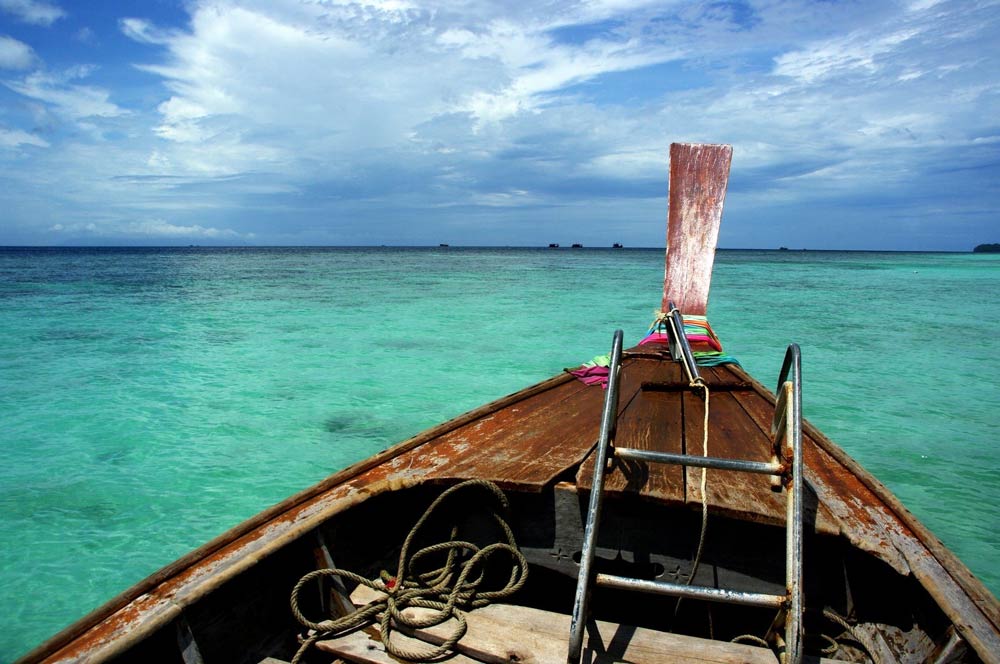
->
<box><xmin>289</xmin><ymin>479</ymin><xmax>529</xmax><ymax>663</ymax></box>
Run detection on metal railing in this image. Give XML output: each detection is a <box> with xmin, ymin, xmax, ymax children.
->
<box><xmin>567</xmin><ymin>330</ymin><xmax>804</xmax><ymax>664</ymax></box>
<box><xmin>567</xmin><ymin>329</ymin><xmax>624</xmax><ymax>663</ymax></box>
<box><xmin>665</xmin><ymin>300</ymin><xmax>700</xmax><ymax>384</ymax></box>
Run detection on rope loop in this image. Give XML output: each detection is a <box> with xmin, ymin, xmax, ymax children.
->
<box><xmin>289</xmin><ymin>479</ymin><xmax>528</xmax><ymax>664</ymax></box>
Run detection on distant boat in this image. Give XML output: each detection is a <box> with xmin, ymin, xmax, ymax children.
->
<box><xmin>548</xmin><ymin>243</ymin><xmax>560</xmax><ymax>248</ymax></box>
<box><xmin>439</xmin><ymin>244</ymin><xmax>450</xmax><ymax>248</ymax></box>
<box><xmin>571</xmin><ymin>243</ymin><xmax>583</xmax><ymax>248</ymax></box>
<box><xmin>612</xmin><ymin>243</ymin><xmax>623</xmax><ymax>248</ymax></box>
<box><xmin>779</xmin><ymin>246</ymin><xmax>789</xmax><ymax>251</ymax></box>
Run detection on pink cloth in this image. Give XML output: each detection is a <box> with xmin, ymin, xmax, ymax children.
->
<box><xmin>569</xmin><ymin>365</ymin><xmax>609</xmax><ymax>388</ymax></box>
<box><xmin>639</xmin><ymin>332</ymin><xmax>722</xmax><ymax>352</ymax></box>
<box><xmin>639</xmin><ymin>333</ymin><xmax>669</xmax><ymax>345</ymax></box>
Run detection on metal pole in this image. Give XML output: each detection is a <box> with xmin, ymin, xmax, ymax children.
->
<box><xmin>667</xmin><ymin>300</ymin><xmax>701</xmax><ymax>385</ymax></box>
<box><xmin>784</xmin><ymin>343</ymin><xmax>803</xmax><ymax>664</ymax></box>
<box><xmin>567</xmin><ymin>330</ymin><xmax>624</xmax><ymax>664</ymax></box>
<box><xmin>596</xmin><ymin>573</ymin><xmax>787</xmax><ymax>609</ymax></box>
<box><xmin>614</xmin><ymin>447</ymin><xmax>783</xmax><ymax>475</ymax></box>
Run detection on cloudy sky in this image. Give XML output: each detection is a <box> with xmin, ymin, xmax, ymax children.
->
<box><xmin>0</xmin><ymin>0</ymin><xmax>997</xmax><ymax>249</ymax></box>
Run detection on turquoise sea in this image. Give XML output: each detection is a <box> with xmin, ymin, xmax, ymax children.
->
<box><xmin>1</xmin><ymin>247</ymin><xmax>998</xmax><ymax>661</ymax></box>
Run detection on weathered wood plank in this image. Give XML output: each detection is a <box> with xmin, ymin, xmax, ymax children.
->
<box><xmin>683</xmin><ymin>390</ymin><xmax>788</xmax><ymax>526</ymax></box>
<box><xmin>699</xmin><ymin>364</ymin><xmax>751</xmax><ymax>389</ymax></box>
<box><xmin>316</xmin><ymin>628</ymin><xmax>484</xmax><ymax>664</ymax></box>
<box><xmin>576</xmin><ymin>358</ymin><xmax>685</xmax><ymax>501</ymax></box>
<box><xmin>728</xmin><ymin>384</ymin><xmax>899</xmax><ymax>551</ymax></box>
<box><xmin>662</xmin><ymin>143</ymin><xmax>732</xmax><ymax>316</ymax></box>
<box><xmin>419</xmin><ymin>376</ymin><xmax>605</xmax><ymax>489</ymax></box>
<box><xmin>338</xmin><ymin>585</ymin><xmax>780</xmax><ymax>664</ymax></box>
<box><xmin>578</xmin><ymin>388</ymin><xmax>684</xmax><ymax>499</ymax></box>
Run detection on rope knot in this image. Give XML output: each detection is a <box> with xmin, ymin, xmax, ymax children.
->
<box><xmin>379</xmin><ymin>570</ymin><xmax>398</xmax><ymax>592</ymax></box>
<box><xmin>289</xmin><ymin>479</ymin><xmax>528</xmax><ymax>664</ymax></box>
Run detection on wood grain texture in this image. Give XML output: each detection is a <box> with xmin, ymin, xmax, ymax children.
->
<box><xmin>661</xmin><ymin>143</ymin><xmax>732</xmax><ymax>316</ymax></box>
<box><xmin>333</xmin><ymin>585</ymin><xmax>782</xmax><ymax>664</ymax></box>
<box><xmin>576</xmin><ymin>357</ymin><xmax>686</xmax><ymax>502</ymax></box>
<box><xmin>418</xmin><ymin>376</ymin><xmax>605</xmax><ymax>489</ymax></box>
<box><xmin>682</xmin><ymin>389</ymin><xmax>789</xmax><ymax>526</ymax></box>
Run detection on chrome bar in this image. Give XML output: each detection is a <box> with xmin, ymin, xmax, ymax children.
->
<box><xmin>666</xmin><ymin>300</ymin><xmax>701</xmax><ymax>385</ymax></box>
<box><xmin>615</xmin><ymin>447</ymin><xmax>783</xmax><ymax>475</ymax></box>
<box><xmin>772</xmin><ymin>343</ymin><xmax>803</xmax><ymax>664</ymax></box>
<box><xmin>595</xmin><ymin>573</ymin><xmax>787</xmax><ymax>609</ymax></box>
<box><xmin>567</xmin><ymin>330</ymin><xmax>624</xmax><ymax>664</ymax></box>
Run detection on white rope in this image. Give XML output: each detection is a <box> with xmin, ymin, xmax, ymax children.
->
<box><xmin>674</xmin><ymin>379</ymin><xmax>710</xmax><ymax>620</ymax></box>
<box><xmin>688</xmin><ymin>380</ymin><xmax>710</xmax><ymax>584</ymax></box>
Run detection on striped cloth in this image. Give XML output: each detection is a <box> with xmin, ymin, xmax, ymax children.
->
<box><xmin>639</xmin><ymin>314</ymin><xmax>740</xmax><ymax>367</ymax></box>
<box><xmin>569</xmin><ymin>316</ymin><xmax>740</xmax><ymax>388</ymax></box>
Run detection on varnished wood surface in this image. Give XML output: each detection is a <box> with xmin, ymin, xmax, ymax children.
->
<box><xmin>576</xmin><ymin>357</ymin><xmax>685</xmax><ymax>499</ymax></box>
<box><xmin>573</xmin><ymin>350</ymin><xmax>841</xmax><ymax>534</ymax></box>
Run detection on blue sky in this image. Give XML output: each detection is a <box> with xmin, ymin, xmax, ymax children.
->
<box><xmin>0</xmin><ymin>0</ymin><xmax>997</xmax><ymax>249</ymax></box>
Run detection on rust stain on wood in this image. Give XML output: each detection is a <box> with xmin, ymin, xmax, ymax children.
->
<box><xmin>418</xmin><ymin>377</ymin><xmax>604</xmax><ymax>489</ymax></box>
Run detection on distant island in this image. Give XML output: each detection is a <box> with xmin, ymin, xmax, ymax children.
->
<box><xmin>973</xmin><ymin>243</ymin><xmax>1000</xmax><ymax>253</ymax></box>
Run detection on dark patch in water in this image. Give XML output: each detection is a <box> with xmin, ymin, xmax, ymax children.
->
<box><xmin>323</xmin><ymin>414</ymin><xmax>394</xmax><ymax>440</ymax></box>
<box><xmin>34</xmin><ymin>329</ymin><xmax>107</xmax><ymax>342</ymax></box>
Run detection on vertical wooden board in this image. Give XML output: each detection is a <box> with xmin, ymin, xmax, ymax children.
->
<box><xmin>577</xmin><ymin>387</ymin><xmax>685</xmax><ymax>500</ymax></box>
<box><xmin>576</xmin><ymin>358</ymin><xmax>686</xmax><ymax>501</ymax></box>
<box><xmin>683</xmin><ymin>390</ymin><xmax>787</xmax><ymax>525</ymax></box>
<box><xmin>662</xmin><ymin>143</ymin><xmax>733</xmax><ymax>316</ymax></box>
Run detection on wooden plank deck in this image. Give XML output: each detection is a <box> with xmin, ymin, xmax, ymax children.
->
<box><xmin>316</xmin><ymin>585</ymin><xmax>782</xmax><ymax>664</ymax></box>
<box><xmin>576</xmin><ymin>356</ymin><xmax>685</xmax><ymax>500</ymax></box>
<box><xmin>573</xmin><ymin>349</ymin><xmax>839</xmax><ymax>535</ymax></box>
<box><xmin>355</xmin><ymin>375</ymin><xmax>604</xmax><ymax>491</ymax></box>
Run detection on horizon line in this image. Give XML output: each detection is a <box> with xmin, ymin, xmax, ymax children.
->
<box><xmin>0</xmin><ymin>245</ymin><xmax>982</xmax><ymax>253</ymax></box>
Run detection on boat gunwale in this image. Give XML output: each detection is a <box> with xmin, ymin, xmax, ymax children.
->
<box><xmin>718</xmin><ymin>361</ymin><xmax>1000</xmax><ymax>661</ymax></box>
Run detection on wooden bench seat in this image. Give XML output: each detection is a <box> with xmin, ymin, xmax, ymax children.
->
<box><xmin>314</xmin><ymin>585</ymin><xmax>781</xmax><ymax>664</ymax></box>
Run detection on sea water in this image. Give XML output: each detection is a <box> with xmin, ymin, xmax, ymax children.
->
<box><xmin>1</xmin><ymin>247</ymin><xmax>997</xmax><ymax>660</ymax></box>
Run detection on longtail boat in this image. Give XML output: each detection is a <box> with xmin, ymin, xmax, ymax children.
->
<box><xmin>18</xmin><ymin>144</ymin><xmax>999</xmax><ymax>664</ymax></box>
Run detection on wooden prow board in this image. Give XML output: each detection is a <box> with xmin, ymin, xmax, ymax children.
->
<box><xmin>661</xmin><ymin>143</ymin><xmax>732</xmax><ymax>316</ymax></box>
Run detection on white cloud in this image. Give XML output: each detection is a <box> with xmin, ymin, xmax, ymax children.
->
<box><xmin>1</xmin><ymin>0</ymin><xmax>998</xmax><ymax>249</ymax></box>
<box><xmin>48</xmin><ymin>219</ymin><xmax>254</xmax><ymax>240</ymax></box>
<box><xmin>0</xmin><ymin>34</ymin><xmax>35</xmax><ymax>69</ymax></box>
<box><xmin>0</xmin><ymin>0</ymin><xmax>64</xmax><ymax>26</ymax></box>
<box><xmin>773</xmin><ymin>27</ymin><xmax>923</xmax><ymax>83</ymax></box>
<box><xmin>118</xmin><ymin>220</ymin><xmax>254</xmax><ymax>239</ymax></box>
<box><xmin>0</xmin><ymin>126</ymin><xmax>49</xmax><ymax>148</ymax></box>
<box><xmin>120</xmin><ymin>17</ymin><xmax>171</xmax><ymax>45</ymax></box>
<box><xmin>115</xmin><ymin>0</ymin><xmax>698</xmax><ymax>185</ymax></box>
<box><xmin>5</xmin><ymin>66</ymin><xmax>128</xmax><ymax>120</ymax></box>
